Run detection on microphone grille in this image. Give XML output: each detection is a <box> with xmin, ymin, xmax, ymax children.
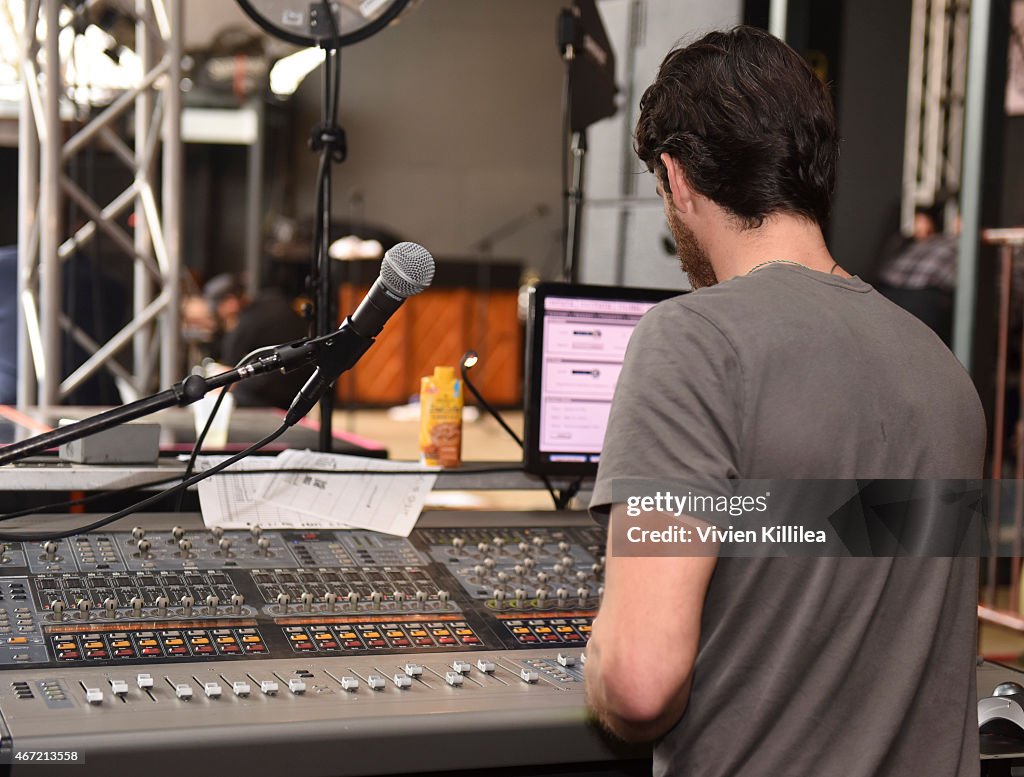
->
<box><xmin>381</xmin><ymin>242</ymin><xmax>435</xmax><ymax>298</ymax></box>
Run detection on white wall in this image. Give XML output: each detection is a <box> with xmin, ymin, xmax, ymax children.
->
<box><xmin>291</xmin><ymin>0</ymin><xmax>567</xmax><ymax>276</ymax></box>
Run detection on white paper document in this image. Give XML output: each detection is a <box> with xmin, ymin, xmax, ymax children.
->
<box><xmin>194</xmin><ymin>450</ymin><xmax>438</xmax><ymax>536</ymax></box>
<box><xmin>256</xmin><ymin>450</ymin><xmax>438</xmax><ymax>536</ymax></box>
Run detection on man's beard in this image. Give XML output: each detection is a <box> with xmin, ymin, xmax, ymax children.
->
<box><xmin>668</xmin><ymin>208</ymin><xmax>717</xmax><ymax>290</ymax></box>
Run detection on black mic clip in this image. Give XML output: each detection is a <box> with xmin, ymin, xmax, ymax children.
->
<box><xmin>284</xmin><ymin>318</ymin><xmax>373</xmax><ymax>427</ymax></box>
<box><xmin>309</xmin><ymin>122</ymin><xmax>347</xmax><ymax>163</ymax></box>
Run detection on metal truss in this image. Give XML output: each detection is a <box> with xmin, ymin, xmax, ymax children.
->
<box><xmin>901</xmin><ymin>0</ymin><xmax>970</xmax><ymax>233</ymax></box>
<box><xmin>16</xmin><ymin>0</ymin><xmax>182</xmax><ymax>411</ymax></box>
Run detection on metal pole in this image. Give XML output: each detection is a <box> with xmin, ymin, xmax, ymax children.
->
<box><xmin>17</xmin><ymin>0</ymin><xmax>40</xmax><ymax>412</ymax></box>
<box><xmin>134</xmin><ymin>0</ymin><xmax>155</xmax><ymax>393</ymax></box>
<box><xmin>39</xmin><ymin>0</ymin><xmax>62</xmax><ymax>408</ymax></box>
<box><xmin>952</xmin><ymin>0</ymin><xmax>992</xmax><ymax>370</ymax></box>
<box><xmin>770</xmin><ymin>0</ymin><xmax>788</xmax><ymax>40</ymax></box>
<box><xmin>245</xmin><ymin>97</ymin><xmax>265</xmax><ymax>297</ymax></box>
<box><xmin>160</xmin><ymin>0</ymin><xmax>183</xmax><ymax>387</ymax></box>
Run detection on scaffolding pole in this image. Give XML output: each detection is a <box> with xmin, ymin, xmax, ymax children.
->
<box><xmin>16</xmin><ymin>0</ymin><xmax>184</xmax><ymax>414</ymax></box>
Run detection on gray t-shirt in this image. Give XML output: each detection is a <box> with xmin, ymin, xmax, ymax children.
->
<box><xmin>591</xmin><ymin>264</ymin><xmax>985</xmax><ymax>777</ymax></box>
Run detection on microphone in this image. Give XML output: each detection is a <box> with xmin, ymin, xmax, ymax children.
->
<box><xmin>349</xmin><ymin>241</ymin><xmax>435</xmax><ymax>338</ymax></box>
<box><xmin>285</xmin><ymin>242</ymin><xmax>435</xmax><ymax>426</ymax></box>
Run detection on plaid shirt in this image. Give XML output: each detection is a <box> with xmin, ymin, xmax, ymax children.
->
<box><xmin>879</xmin><ymin>235</ymin><xmax>959</xmax><ymax>291</ymax></box>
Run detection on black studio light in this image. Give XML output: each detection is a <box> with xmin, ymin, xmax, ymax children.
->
<box><xmin>236</xmin><ymin>0</ymin><xmax>410</xmax><ymax>48</ymax></box>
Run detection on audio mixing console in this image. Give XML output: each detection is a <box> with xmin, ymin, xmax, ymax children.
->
<box><xmin>0</xmin><ymin>511</ymin><xmax>641</xmax><ymax>776</ymax></box>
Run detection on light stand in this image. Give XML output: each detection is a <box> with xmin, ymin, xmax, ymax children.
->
<box><xmin>235</xmin><ymin>0</ymin><xmax>412</xmax><ymax>451</ymax></box>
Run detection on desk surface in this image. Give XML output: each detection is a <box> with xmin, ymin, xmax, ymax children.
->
<box><xmin>1</xmin><ymin>405</ymin><xmax>387</xmax><ymax>456</ymax></box>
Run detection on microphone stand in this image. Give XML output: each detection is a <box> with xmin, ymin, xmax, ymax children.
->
<box><xmin>306</xmin><ymin>6</ymin><xmax>347</xmax><ymax>454</ymax></box>
<box><xmin>0</xmin><ymin>322</ymin><xmax>373</xmax><ymax>467</ymax></box>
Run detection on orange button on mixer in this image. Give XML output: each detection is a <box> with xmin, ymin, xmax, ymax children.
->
<box><xmin>242</xmin><ymin>636</ymin><xmax>261</xmax><ymax>643</ymax></box>
<box><xmin>83</xmin><ymin>641</ymin><xmax>103</xmax><ymax>649</ymax></box>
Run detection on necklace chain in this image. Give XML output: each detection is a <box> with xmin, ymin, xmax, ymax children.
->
<box><xmin>747</xmin><ymin>259</ymin><xmax>842</xmax><ymax>275</ymax></box>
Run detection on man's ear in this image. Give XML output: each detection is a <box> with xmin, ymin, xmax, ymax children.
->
<box><xmin>660</xmin><ymin>152</ymin><xmax>694</xmax><ymax>214</ymax></box>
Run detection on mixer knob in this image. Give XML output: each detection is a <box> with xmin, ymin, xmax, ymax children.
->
<box><xmin>43</xmin><ymin>540</ymin><xmax>58</xmax><ymax>560</ymax></box>
<box><xmin>137</xmin><ymin>673</ymin><xmax>154</xmax><ymax>689</ymax></box>
<box><xmin>218</xmin><ymin>537</ymin><xmax>232</xmax><ymax>555</ymax></box>
<box><xmin>493</xmin><ymin>590</ymin><xmax>505</xmax><ymax>609</ymax></box>
<box><xmin>346</xmin><ymin>591</ymin><xmax>360</xmax><ymax>608</ymax></box>
<box><xmin>77</xmin><ymin>598</ymin><xmax>91</xmax><ymax>619</ymax></box>
<box><xmin>473</xmin><ymin>565</ymin><xmax>486</xmax><ymax>577</ymax></box>
<box><xmin>137</xmin><ymin>539</ymin><xmax>151</xmax><ymax>556</ymax></box>
<box><xmin>231</xmin><ymin>681</ymin><xmax>251</xmax><ymax>697</ymax></box>
<box><xmin>580</xmin><ymin>652</ymin><xmax>587</xmax><ymax>666</ymax></box>
<box><xmin>393</xmin><ymin>590</ymin><xmax>405</xmax><ymax>605</ymax></box>
<box><xmin>561</xmin><ymin>555</ymin><xmax>575</xmax><ymax>567</ymax></box>
<box><xmin>338</xmin><ymin>677</ymin><xmax>358</xmax><ymax>692</ymax></box>
<box><xmin>300</xmin><ymin>592</ymin><xmax>314</xmax><ymax>612</ymax></box>
<box><xmin>276</xmin><ymin>593</ymin><xmax>290</xmax><ymax>612</ymax></box>
<box><xmin>437</xmin><ymin>590</ymin><xmax>450</xmax><ymax>607</ymax></box>
<box><xmin>496</xmin><ymin>571</ymin><xmax>509</xmax><ymax>584</ymax></box>
<box><xmin>556</xmin><ymin>588</ymin><xmax>569</xmax><ymax>607</ymax></box>
<box><xmin>155</xmin><ymin>595</ymin><xmax>169</xmax><ymax>618</ymax></box>
<box><xmin>257</xmin><ymin>536</ymin><xmax>271</xmax><ymax>556</ymax></box>
<box><xmin>451</xmin><ymin>537</ymin><xmax>465</xmax><ymax>553</ymax></box>
<box><xmin>324</xmin><ymin>592</ymin><xmax>338</xmax><ymax>613</ymax></box>
<box><xmin>513</xmin><ymin>564</ymin><xmax>525</xmax><ymax>578</ymax></box>
<box><xmin>370</xmin><ymin>591</ymin><xmax>383</xmax><ymax>609</ymax></box>
<box><xmin>577</xmin><ymin>570</ymin><xmax>589</xmax><ymax>583</ymax></box>
<box><xmin>483</xmin><ymin>557</ymin><xmax>496</xmax><ymax>570</ymax></box>
<box><xmin>367</xmin><ymin>675</ymin><xmax>386</xmax><ymax>691</ymax></box>
<box><xmin>598</xmin><ymin>555</ymin><xmax>606</xmax><ymax>567</ymax></box>
<box><xmin>210</xmin><ymin>526</ymin><xmax>225</xmax><ymax>539</ymax></box>
<box><xmin>523</xmin><ymin>557</ymin><xmax>536</xmax><ymax>570</ymax></box>
<box><xmin>476</xmin><ymin>659</ymin><xmax>496</xmax><ymax>673</ymax></box>
<box><xmin>597</xmin><ymin>585</ymin><xmax>605</xmax><ymax>599</ymax></box>
<box><xmin>51</xmin><ymin>600</ymin><xmax>64</xmax><ymax>621</ymax></box>
<box><xmin>557</xmin><ymin>652</ymin><xmax>577</xmax><ymax>668</ymax></box>
<box><xmin>444</xmin><ymin>671</ymin><xmax>464</xmax><ymax>688</ymax></box>
<box><xmin>131</xmin><ymin>596</ymin><xmax>144</xmax><ymax>617</ymax></box>
<box><xmin>171</xmin><ymin>526</ymin><xmax>185</xmax><ymax>541</ymax></box>
<box><xmin>110</xmin><ymin>680</ymin><xmax>129</xmax><ymax>697</ymax></box>
<box><xmin>230</xmin><ymin>593</ymin><xmax>245</xmax><ymax>615</ymax></box>
<box><xmin>477</xmin><ymin>542</ymin><xmax>490</xmax><ymax>554</ymax></box>
<box><xmin>249</xmin><ymin>525</ymin><xmax>263</xmax><ymax>541</ymax></box>
<box><xmin>451</xmin><ymin>660</ymin><xmax>472</xmax><ymax>674</ymax></box>
<box><xmin>103</xmin><ymin>597</ymin><xmax>117</xmax><ymax>619</ymax></box>
<box><xmin>517</xmin><ymin>542</ymin><xmax>530</xmax><ymax>555</ymax></box>
<box><xmin>536</xmin><ymin>571</ymin><xmax>549</xmax><ymax>584</ymax></box>
<box><xmin>415</xmin><ymin>590</ymin><xmax>428</xmax><ymax>606</ymax></box>
<box><xmin>288</xmin><ymin>678</ymin><xmax>307</xmax><ymax>695</ymax></box>
<box><xmin>131</xmin><ymin>527</ymin><xmax>146</xmax><ymax>540</ymax></box>
<box><xmin>205</xmin><ymin>594</ymin><xmax>220</xmax><ymax>614</ymax></box>
<box><xmin>403</xmin><ymin>663</ymin><xmax>423</xmax><ymax>678</ymax></box>
<box><xmin>493</xmin><ymin>537</ymin><xmax>506</xmax><ymax>551</ymax></box>
<box><xmin>514</xmin><ymin>588</ymin><xmax>527</xmax><ymax>603</ymax></box>
<box><xmin>180</xmin><ymin>595</ymin><xmax>195</xmax><ymax>618</ymax></box>
<box><xmin>535</xmin><ymin>589</ymin><xmax>547</xmax><ymax>606</ymax></box>
<box><xmin>558</xmin><ymin>541</ymin><xmax>570</xmax><ymax>553</ymax></box>
<box><xmin>553</xmin><ymin>564</ymin><xmax>565</xmax><ymax>576</ymax></box>
<box><xmin>178</xmin><ymin>538</ymin><xmax>192</xmax><ymax>555</ymax></box>
<box><xmin>393</xmin><ymin>674</ymin><xmax>412</xmax><ymax>689</ymax></box>
<box><xmin>577</xmin><ymin>587</ymin><xmax>590</xmax><ymax>607</ymax></box>
<box><xmin>532</xmin><ymin>536</ymin><xmax>545</xmax><ymax>548</ymax></box>
<box><xmin>519</xmin><ymin>668</ymin><xmax>539</xmax><ymax>684</ymax></box>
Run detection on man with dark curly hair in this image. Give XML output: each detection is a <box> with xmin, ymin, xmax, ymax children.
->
<box><xmin>585</xmin><ymin>26</ymin><xmax>984</xmax><ymax>777</ymax></box>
